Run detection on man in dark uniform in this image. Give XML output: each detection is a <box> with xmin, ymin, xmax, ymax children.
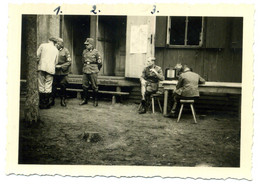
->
<box><xmin>50</xmin><ymin>38</ymin><xmax>72</xmax><ymax>107</ymax></box>
<box><xmin>79</xmin><ymin>38</ymin><xmax>102</xmax><ymax>107</ymax></box>
<box><xmin>139</xmin><ymin>57</ymin><xmax>164</xmax><ymax>114</ymax></box>
<box><xmin>167</xmin><ymin>64</ymin><xmax>206</xmax><ymax>117</ymax></box>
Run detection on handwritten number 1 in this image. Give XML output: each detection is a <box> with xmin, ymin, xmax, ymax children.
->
<box><xmin>54</xmin><ymin>6</ymin><xmax>62</xmax><ymax>15</ymax></box>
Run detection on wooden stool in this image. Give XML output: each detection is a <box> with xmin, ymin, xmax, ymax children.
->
<box><xmin>137</xmin><ymin>93</ymin><xmax>163</xmax><ymax>113</ymax></box>
<box><xmin>177</xmin><ymin>99</ymin><xmax>197</xmax><ymax>123</ymax></box>
<box><xmin>150</xmin><ymin>93</ymin><xmax>163</xmax><ymax>113</ymax></box>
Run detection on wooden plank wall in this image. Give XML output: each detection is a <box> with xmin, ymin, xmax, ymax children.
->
<box><xmin>155</xmin><ymin>17</ymin><xmax>242</xmax><ymax>83</ymax></box>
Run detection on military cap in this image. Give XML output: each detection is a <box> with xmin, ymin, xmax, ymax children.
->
<box><xmin>148</xmin><ymin>56</ymin><xmax>156</xmax><ymax>61</ymax></box>
<box><xmin>84</xmin><ymin>38</ymin><xmax>95</xmax><ymax>45</ymax></box>
<box><xmin>56</xmin><ymin>37</ymin><xmax>64</xmax><ymax>48</ymax></box>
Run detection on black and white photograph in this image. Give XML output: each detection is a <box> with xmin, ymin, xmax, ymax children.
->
<box><xmin>4</xmin><ymin>2</ymin><xmax>256</xmax><ymax>180</ymax></box>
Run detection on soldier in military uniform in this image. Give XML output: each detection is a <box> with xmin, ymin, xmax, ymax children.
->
<box><xmin>167</xmin><ymin>64</ymin><xmax>205</xmax><ymax>117</ymax></box>
<box><xmin>50</xmin><ymin>38</ymin><xmax>71</xmax><ymax>107</ymax></box>
<box><xmin>79</xmin><ymin>38</ymin><xmax>102</xmax><ymax>107</ymax></box>
<box><xmin>139</xmin><ymin>57</ymin><xmax>164</xmax><ymax>114</ymax></box>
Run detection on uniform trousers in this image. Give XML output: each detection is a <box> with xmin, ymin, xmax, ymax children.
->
<box><xmin>52</xmin><ymin>75</ymin><xmax>68</xmax><ymax>97</ymax></box>
<box><xmin>82</xmin><ymin>73</ymin><xmax>98</xmax><ymax>92</ymax></box>
<box><xmin>38</xmin><ymin>71</ymin><xmax>53</xmax><ymax>93</ymax></box>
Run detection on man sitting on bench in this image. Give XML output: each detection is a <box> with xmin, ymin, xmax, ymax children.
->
<box><xmin>167</xmin><ymin>64</ymin><xmax>206</xmax><ymax>117</ymax></box>
<box><xmin>139</xmin><ymin>57</ymin><xmax>164</xmax><ymax>114</ymax></box>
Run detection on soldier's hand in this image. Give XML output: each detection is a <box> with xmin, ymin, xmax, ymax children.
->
<box><xmin>56</xmin><ymin>65</ymin><xmax>61</xmax><ymax>68</ymax></box>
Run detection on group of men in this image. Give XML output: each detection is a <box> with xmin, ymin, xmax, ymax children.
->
<box><xmin>138</xmin><ymin>57</ymin><xmax>205</xmax><ymax>118</ymax></box>
<box><xmin>36</xmin><ymin>36</ymin><xmax>205</xmax><ymax>117</ymax></box>
<box><xmin>36</xmin><ymin>37</ymin><xmax>102</xmax><ymax>109</ymax></box>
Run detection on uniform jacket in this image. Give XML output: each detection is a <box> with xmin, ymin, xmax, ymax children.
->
<box><xmin>82</xmin><ymin>48</ymin><xmax>102</xmax><ymax>74</ymax></box>
<box><xmin>55</xmin><ymin>47</ymin><xmax>71</xmax><ymax>75</ymax></box>
<box><xmin>175</xmin><ymin>70</ymin><xmax>206</xmax><ymax>97</ymax></box>
<box><xmin>141</xmin><ymin>65</ymin><xmax>164</xmax><ymax>83</ymax></box>
<box><xmin>37</xmin><ymin>42</ymin><xmax>59</xmax><ymax>75</ymax></box>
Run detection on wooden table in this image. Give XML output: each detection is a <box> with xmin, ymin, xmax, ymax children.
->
<box><xmin>161</xmin><ymin>80</ymin><xmax>242</xmax><ymax>115</ymax></box>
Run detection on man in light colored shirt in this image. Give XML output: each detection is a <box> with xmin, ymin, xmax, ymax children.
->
<box><xmin>37</xmin><ymin>36</ymin><xmax>59</xmax><ymax>109</ymax></box>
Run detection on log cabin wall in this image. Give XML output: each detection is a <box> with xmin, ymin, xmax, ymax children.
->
<box><xmin>155</xmin><ymin>16</ymin><xmax>243</xmax><ymax>83</ymax></box>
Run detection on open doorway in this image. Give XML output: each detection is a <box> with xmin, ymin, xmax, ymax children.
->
<box><xmin>62</xmin><ymin>15</ymin><xmax>127</xmax><ymax>77</ymax></box>
<box><xmin>97</xmin><ymin>16</ymin><xmax>127</xmax><ymax>76</ymax></box>
<box><xmin>62</xmin><ymin>15</ymin><xmax>90</xmax><ymax>75</ymax></box>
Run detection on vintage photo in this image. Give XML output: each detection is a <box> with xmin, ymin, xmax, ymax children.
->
<box><xmin>6</xmin><ymin>4</ymin><xmax>254</xmax><ymax>178</ymax></box>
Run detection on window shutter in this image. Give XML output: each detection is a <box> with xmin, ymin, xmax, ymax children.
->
<box><xmin>155</xmin><ymin>16</ymin><xmax>167</xmax><ymax>48</ymax></box>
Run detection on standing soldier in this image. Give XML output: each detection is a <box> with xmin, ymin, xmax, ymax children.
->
<box><xmin>79</xmin><ymin>38</ymin><xmax>102</xmax><ymax>107</ymax></box>
<box><xmin>50</xmin><ymin>38</ymin><xmax>72</xmax><ymax>107</ymax></box>
<box><xmin>37</xmin><ymin>36</ymin><xmax>59</xmax><ymax>109</ymax></box>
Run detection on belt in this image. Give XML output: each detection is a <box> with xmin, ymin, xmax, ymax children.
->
<box><xmin>85</xmin><ymin>62</ymin><xmax>97</xmax><ymax>65</ymax></box>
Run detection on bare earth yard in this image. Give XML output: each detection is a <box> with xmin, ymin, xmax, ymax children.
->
<box><xmin>19</xmin><ymin>98</ymin><xmax>240</xmax><ymax>167</ymax></box>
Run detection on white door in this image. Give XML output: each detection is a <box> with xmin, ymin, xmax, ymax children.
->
<box><xmin>125</xmin><ymin>16</ymin><xmax>156</xmax><ymax>78</ymax></box>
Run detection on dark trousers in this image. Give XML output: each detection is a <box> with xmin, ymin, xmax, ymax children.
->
<box><xmin>52</xmin><ymin>75</ymin><xmax>68</xmax><ymax>98</ymax></box>
<box><xmin>171</xmin><ymin>93</ymin><xmax>199</xmax><ymax>112</ymax></box>
<box><xmin>82</xmin><ymin>73</ymin><xmax>98</xmax><ymax>92</ymax></box>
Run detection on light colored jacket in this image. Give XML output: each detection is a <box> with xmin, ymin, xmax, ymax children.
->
<box><xmin>37</xmin><ymin>42</ymin><xmax>59</xmax><ymax>75</ymax></box>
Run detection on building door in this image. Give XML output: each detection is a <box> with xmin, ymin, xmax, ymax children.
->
<box><xmin>62</xmin><ymin>15</ymin><xmax>90</xmax><ymax>75</ymax></box>
<box><xmin>125</xmin><ymin>16</ymin><xmax>156</xmax><ymax>78</ymax></box>
<box><xmin>97</xmin><ymin>16</ymin><xmax>127</xmax><ymax>76</ymax></box>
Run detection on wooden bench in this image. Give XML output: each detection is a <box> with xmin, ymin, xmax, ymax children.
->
<box><xmin>61</xmin><ymin>75</ymin><xmax>138</xmax><ymax>104</ymax></box>
<box><xmin>62</xmin><ymin>88</ymin><xmax>130</xmax><ymax>104</ymax></box>
<box><xmin>161</xmin><ymin>80</ymin><xmax>242</xmax><ymax>117</ymax></box>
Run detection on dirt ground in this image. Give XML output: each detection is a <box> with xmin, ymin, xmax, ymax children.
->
<box><xmin>19</xmin><ymin>97</ymin><xmax>240</xmax><ymax>167</ymax></box>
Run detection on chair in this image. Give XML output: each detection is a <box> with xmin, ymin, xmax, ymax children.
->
<box><xmin>137</xmin><ymin>92</ymin><xmax>163</xmax><ymax>113</ymax></box>
<box><xmin>177</xmin><ymin>99</ymin><xmax>197</xmax><ymax>123</ymax></box>
<box><xmin>150</xmin><ymin>93</ymin><xmax>163</xmax><ymax>113</ymax></box>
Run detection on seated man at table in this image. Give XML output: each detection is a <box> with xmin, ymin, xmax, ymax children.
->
<box><xmin>139</xmin><ymin>57</ymin><xmax>164</xmax><ymax>114</ymax></box>
<box><xmin>167</xmin><ymin>64</ymin><xmax>206</xmax><ymax>117</ymax></box>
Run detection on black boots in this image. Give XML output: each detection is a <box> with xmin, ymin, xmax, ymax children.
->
<box><xmin>60</xmin><ymin>97</ymin><xmax>66</xmax><ymax>107</ymax></box>
<box><xmin>93</xmin><ymin>92</ymin><xmax>98</xmax><ymax>107</ymax></box>
<box><xmin>165</xmin><ymin>102</ymin><xmax>179</xmax><ymax>118</ymax></box>
<box><xmin>49</xmin><ymin>96</ymin><xmax>55</xmax><ymax>106</ymax></box>
<box><xmin>39</xmin><ymin>93</ymin><xmax>51</xmax><ymax>109</ymax></box>
<box><xmin>138</xmin><ymin>100</ymin><xmax>147</xmax><ymax>114</ymax></box>
<box><xmin>79</xmin><ymin>90</ymin><xmax>88</xmax><ymax>105</ymax></box>
<box><xmin>79</xmin><ymin>90</ymin><xmax>98</xmax><ymax>107</ymax></box>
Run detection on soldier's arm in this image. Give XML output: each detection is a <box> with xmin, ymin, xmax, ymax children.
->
<box><xmin>156</xmin><ymin>67</ymin><xmax>164</xmax><ymax>81</ymax></box>
<box><xmin>199</xmin><ymin>75</ymin><xmax>206</xmax><ymax>84</ymax></box>
<box><xmin>96</xmin><ymin>51</ymin><xmax>102</xmax><ymax>70</ymax></box>
<box><xmin>176</xmin><ymin>75</ymin><xmax>183</xmax><ymax>89</ymax></box>
<box><xmin>61</xmin><ymin>49</ymin><xmax>72</xmax><ymax>71</ymax></box>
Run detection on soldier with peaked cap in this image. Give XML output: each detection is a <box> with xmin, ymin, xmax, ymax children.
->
<box><xmin>138</xmin><ymin>56</ymin><xmax>164</xmax><ymax>114</ymax></box>
<box><xmin>79</xmin><ymin>38</ymin><xmax>102</xmax><ymax>107</ymax></box>
<box><xmin>50</xmin><ymin>37</ymin><xmax>72</xmax><ymax>107</ymax></box>
<box><xmin>37</xmin><ymin>36</ymin><xmax>59</xmax><ymax>109</ymax></box>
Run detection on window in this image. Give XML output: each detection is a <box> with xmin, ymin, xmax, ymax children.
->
<box><xmin>167</xmin><ymin>16</ymin><xmax>204</xmax><ymax>47</ymax></box>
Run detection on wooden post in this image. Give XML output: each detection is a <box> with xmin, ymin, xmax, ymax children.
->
<box><xmin>163</xmin><ymin>90</ymin><xmax>168</xmax><ymax>115</ymax></box>
<box><xmin>116</xmin><ymin>86</ymin><xmax>121</xmax><ymax>103</ymax></box>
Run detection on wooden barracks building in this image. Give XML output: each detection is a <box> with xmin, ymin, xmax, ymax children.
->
<box><xmin>20</xmin><ymin>15</ymin><xmax>242</xmax><ymax>114</ymax></box>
